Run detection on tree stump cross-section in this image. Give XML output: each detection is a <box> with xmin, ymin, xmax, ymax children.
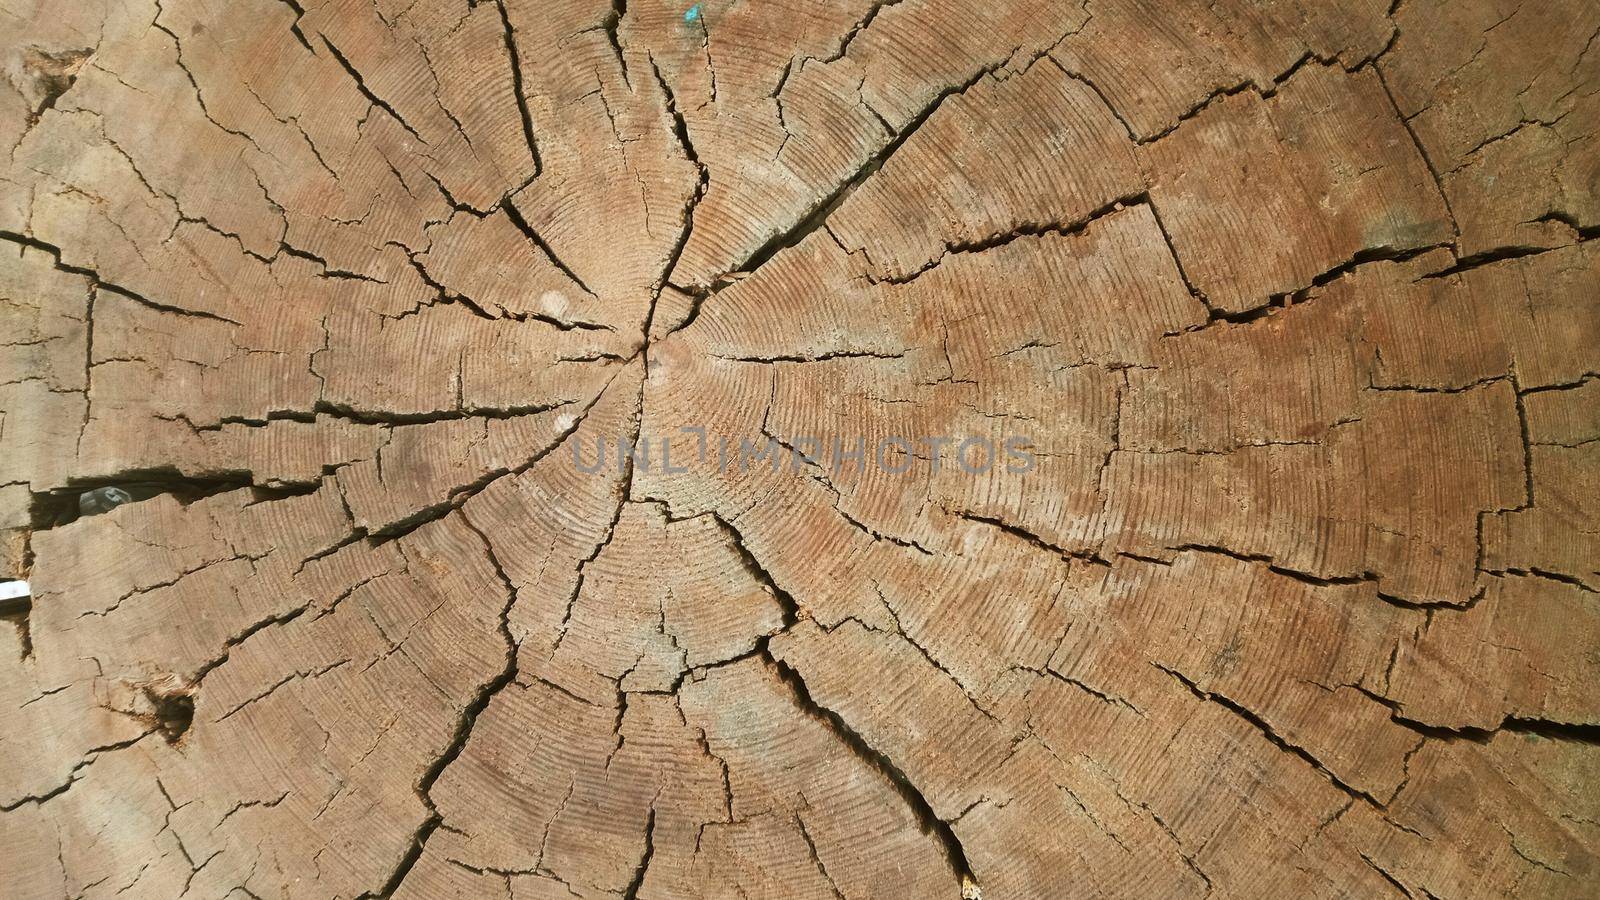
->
<box><xmin>2</xmin><ymin>0</ymin><xmax>1598</xmax><ymax>898</ymax></box>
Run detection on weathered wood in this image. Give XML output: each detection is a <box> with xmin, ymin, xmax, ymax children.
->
<box><xmin>2</xmin><ymin>0</ymin><xmax>1597</xmax><ymax>897</ymax></box>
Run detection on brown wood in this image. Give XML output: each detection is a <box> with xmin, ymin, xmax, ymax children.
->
<box><xmin>2</xmin><ymin>0</ymin><xmax>1597</xmax><ymax>897</ymax></box>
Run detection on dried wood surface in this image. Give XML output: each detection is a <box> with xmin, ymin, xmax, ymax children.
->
<box><xmin>2</xmin><ymin>0</ymin><xmax>1598</xmax><ymax>897</ymax></box>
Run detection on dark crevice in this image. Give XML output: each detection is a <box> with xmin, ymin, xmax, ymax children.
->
<box><xmin>502</xmin><ymin>203</ymin><xmax>597</xmax><ymax>297</ymax></box>
<box><xmin>246</xmin><ymin>480</ymin><xmax>331</xmax><ymax>504</ymax></box>
<box><xmin>1364</xmin><ymin>0</ymin><xmax>1406</xmax><ymax>68</ymax></box>
<box><xmin>1422</xmin><ymin>236</ymin><xmax>1593</xmax><ymax>278</ymax></box>
<box><xmin>371</xmin><ymin>508</ymin><xmax>522</xmax><ymax>899</ymax></box>
<box><xmin>216</xmin><ymin>397</ymin><xmax>575</xmax><ymax>430</ymax></box>
<box><xmin>1531</xmin><ymin>211</ymin><xmax>1600</xmax><ymax>241</ymax></box>
<box><xmin>1361</xmin><ymin>853</ymin><xmax>1417</xmax><ymax>899</ymax></box>
<box><xmin>1521</xmin><ymin>371</ymin><xmax>1600</xmax><ymax>397</ymax></box>
<box><xmin>795</xmin><ymin>814</ymin><xmax>847</xmax><ymax>900</ymax></box>
<box><xmin>725</xmin><ymin>52</ymin><xmax>1028</xmax><ymax>289</ymax></box>
<box><xmin>1048</xmin><ymin>58</ymin><xmax>1139</xmax><ymax>142</ymax></box>
<box><xmin>1299</xmin><ymin>242</ymin><xmax>1451</xmax><ymax>292</ymax></box>
<box><xmin>18</xmin><ymin>46</ymin><xmax>92</xmax><ymax>119</ymax></box>
<box><xmin>1501</xmin><ymin>718</ymin><xmax>1600</xmax><ymax>745</ymax></box>
<box><xmin>26</xmin><ymin>490</ymin><xmax>81</xmax><ymax>530</ymax></box>
<box><xmin>620</xmin><ymin>805</ymin><xmax>656</xmax><ymax>899</ymax></box>
<box><xmin>401</xmin><ymin>252</ymin><xmax>609</xmax><ymax>331</ymax></box>
<box><xmin>492</xmin><ymin>0</ymin><xmax>543</xmax><ymax>175</ymax></box>
<box><xmin>1133</xmin><ymin>49</ymin><xmax>1366</xmax><ymax>146</ymax></box>
<box><xmin>1158</xmin><ymin>664</ymin><xmax>1388</xmax><ymax>809</ymax></box>
<box><xmin>818</xmin><ymin>0</ymin><xmax>908</xmax><ymax>64</ymax></box>
<box><xmin>150</xmin><ymin>5</ymin><xmax>281</xmax><ymax>162</ymax></box>
<box><xmin>370</xmin><ymin>370</ymin><xmax>625</xmax><ymax>544</ymax></box>
<box><xmin>1377</xmin><ymin>705</ymin><xmax>1497</xmax><ymax>743</ymax></box>
<box><xmin>1141</xmin><ymin>195</ymin><xmax>1213</xmax><ymax>312</ymax></box>
<box><xmin>318</xmin><ymin>36</ymin><xmax>428</xmax><ymax>144</ymax></box>
<box><xmin>647</xmin><ymin>54</ymin><xmax>709</xmax><ymax>315</ymax></box>
<box><xmin>549</xmin><ymin>490</ymin><xmax>631</xmax><ymax>653</ymax></box>
<box><xmin>78</xmin><ymin>282</ymin><xmax>97</xmax><ymax>458</ymax></box>
<box><xmin>1184</xmin><ymin>242</ymin><xmax>1450</xmax><ymax>332</ymax></box>
<box><xmin>1022</xmin><ymin>665</ymin><xmax>1141</xmax><ymax>715</ymax></box>
<box><xmin>758</xmin><ymin>424</ymin><xmax>934</xmax><ymax>558</ymax></box>
<box><xmin>190</xmin><ymin>604</ymin><xmax>315</xmax><ymax>689</ymax></box>
<box><xmin>953</xmin><ymin>510</ymin><xmax>1105</xmax><ymax>567</ymax></box>
<box><xmin>213</xmin><ymin>659</ymin><xmax>351</xmax><ymax>722</ymax></box>
<box><xmin>0</xmin><ymin>732</ymin><xmax>153</xmax><ymax>812</ymax></box>
<box><xmin>0</xmin><ymin>230</ymin><xmax>242</xmax><ymax>325</ymax></box>
<box><xmin>1449</xmin><ymin>120</ymin><xmax>1546</xmax><ymax>171</ymax></box>
<box><xmin>30</xmin><ymin>469</ymin><xmax>255</xmax><ymax>528</ymax></box>
<box><xmin>703</xmin><ymin>512</ymin><xmax>800</xmax><ymax>627</ymax></box>
<box><xmin>0</xmin><ymin>597</ymin><xmax>33</xmax><ymax>659</ymax></box>
<box><xmin>1486</xmin><ymin>567</ymin><xmax>1597</xmax><ymax>594</ymax></box>
<box><xmin>847</xmin><ymin>603</ymin><xmax>991</xmax><ymax>719</ymax></box>
<box><xmin>765</xmin><ymin>651</ymin><xmax>975</xmax><ymax>893</ymax></box>
<box><xmin>145</xmin><ymin>685</ymin><xmax>195</xmax><ymax>743</ymax></box>
<box><xmin>603</xmin><ymin>0</ymin><xmax>631</xmax><ymax>88</ymax></box>
<box><xmin>719</xmin><ymin>349</ymin><xmax>907</xmax><ymax>364</ymax></box>
<box><xmin>552</xmin><ymin>374</ymin><xmax>645</xmax><ymax>654</ymax></box>
<box><xmin>1508</xmin><ymin>368</ymin><xmax>1536</xmax><ymax>511</ymax></box>
<box><xmin>1373</xmin><ymin>65</ymin><xmax>1461</xmax><ymax>247</ymax></box>
<box><xmin>1087</xmin><ymin>50</ymin><xmax>1353</xmax><ymax>146</ymax></box>
<box><xmin>1132</xmin><ymin>80</ymin><xmax>1255</xmax><ymax>144</ymax></box>
<box><xmin>1367</xmin><ymin>373</ymin><xmax>1508</xmax><ymax>395</ymax></box>
<box><xmin>657</xmin><ymin>281</ymin><xmax>711</xmax><ymax>339</ymax></box>
<box><xmin>1163</xmin><ymin>543</ymin><xmax>1478</xmax><ymax>611</ymax></box>
<box><xmin>276</xmin><ymin>242</ymin><xmax>385</xmax><ymax>283</ymax></box>
<box><xmin>1364</xmin><ymin>686</ymin><xmax>1600</xmax><ymax>747</ymax></box>
<box><xmin>870</xmin><ymin>193</ymin><xmax>1147</xmax><ymax>285</ymax></box>
<box><xmin>417</xmin><ymin>171</ymin><xmax>493</xmax><ymax>219</ymax></box>
<box><xmin>271</xmin><ymin>0</ymin><xmax>316</xmax><ymax>53</ymax></box>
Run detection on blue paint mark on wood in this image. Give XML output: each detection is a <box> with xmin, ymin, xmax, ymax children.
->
<box><xmin>685</xmin><ymin>4</ymin><xmax>702</xmax><ymax>22</ymax></box>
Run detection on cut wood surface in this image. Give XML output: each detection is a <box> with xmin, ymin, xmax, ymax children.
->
<box><xmin>2</xmin><ymin>0</ymin><xmax>1598</xmax><ymax>897</ymax></box>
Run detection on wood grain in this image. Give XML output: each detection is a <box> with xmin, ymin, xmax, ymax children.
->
<box><xmin>2</xmin><ymin>1</ymin><xmax>1597</xmax><ymax>897</ymax></box>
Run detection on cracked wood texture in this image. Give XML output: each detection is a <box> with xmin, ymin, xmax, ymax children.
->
<box><xmin>1</xmin><ymin>0</ymin><xmax>1598</xmax><ymax>898</ymax></box>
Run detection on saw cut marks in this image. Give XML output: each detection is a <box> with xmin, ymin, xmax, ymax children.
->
<box><xmin>2</xmin><ymin>0</ymin><xmax>1597</xmax><ymax>898</ymax></box>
